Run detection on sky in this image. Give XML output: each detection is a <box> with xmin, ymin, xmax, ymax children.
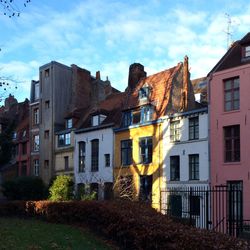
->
<box><xmin>0</xmin><ymin>0</ymin><xmax>250</xmax><ymax>104</ymax></box>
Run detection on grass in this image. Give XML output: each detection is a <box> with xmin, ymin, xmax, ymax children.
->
<box><xmin>0</xmin><ymin>217</ymin><xmax>114</xmax><ymax>250</ymax></box>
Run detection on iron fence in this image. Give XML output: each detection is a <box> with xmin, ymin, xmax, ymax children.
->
<box><xmin>161</xmin><ymin>185</ymin><xmax>246</xmax><ymax>238</ymax></box>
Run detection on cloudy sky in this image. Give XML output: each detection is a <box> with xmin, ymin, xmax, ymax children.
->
<box><xmin>0</xmin><ymin>0</ymin><xmax>250</xmax><ymax>104</ymax></box>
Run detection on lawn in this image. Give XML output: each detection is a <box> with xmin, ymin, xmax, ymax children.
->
<box><xmin>0</xmin><ymin>217</ymin><xmax>114</xmax><ymax>250</ymax></box>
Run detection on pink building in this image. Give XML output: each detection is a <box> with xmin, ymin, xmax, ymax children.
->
<box><xmin>209</xmin><ymin>33</ymin><xmax>250</xmax><ymax>227</ymax></box>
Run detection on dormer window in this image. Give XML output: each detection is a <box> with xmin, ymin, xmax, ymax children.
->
<box><xmin>139</xmin><ymin>86</ymin><xmax>150</xmax><ymax>100</ymax></box>
<box><xmin>92</xmin><ymin>114</ymin><xmax>107</xmax><ymax>126</ymax></box>
<box><xmin>66</xmin><ymin>118</ymin><xmax>73</xmax><ymax>129</ymax></box>
<box><xmin>245</xmin><ymin>46</ymin><xmax>250</xmax><ymax>57</ymax></box>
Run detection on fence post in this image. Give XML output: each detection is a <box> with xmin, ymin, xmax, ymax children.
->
<box><xmin>189</xmin><ymin>187</ymin><xmax>193</xmax><ymax>226</ymax></box>
<box><xmin>206</xmin><ymin>189</ymin><xmax>209</xmax><ymax>230</ymax></box>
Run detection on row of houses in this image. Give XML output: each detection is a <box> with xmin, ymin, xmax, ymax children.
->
<box><xmin>1</xmin><ymin>32</ymin><xmax>250</xmax><ymax>234</ymax></box>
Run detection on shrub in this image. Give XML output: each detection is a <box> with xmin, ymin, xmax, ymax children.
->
<box><xmin>2</xmin><ymin>176</ymin><xmax>47</xmax><ymax>200</ymax></box>
<box><xmin>0</xmin><ymin>200</ymin><xmax>249</xmax><ymax>249</ymax></box>
<box><xmin>49</xmin><ymin>175</ymin><xmax>74</xmax><ymax>201</ymax></box>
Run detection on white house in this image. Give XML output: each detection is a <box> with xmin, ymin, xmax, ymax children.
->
<box><xmin>74</xmin><ymin>123</ymin><xmax>114</xmax><ymax>200</ymax></box>
<box><xmin>162</xmin><ymin>107</ymin><xmax>209</xmax><ymax>227</ymax></box>
<box><xmin>74</xmin><ymin>92</ymin><xmax>125</xmax><ymax>200</ymax></box>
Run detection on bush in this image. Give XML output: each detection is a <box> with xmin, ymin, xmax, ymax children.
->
<box><xmin>49</xmin><ymin>175</ymin><xmax>74</xmax><ymax>201</ymax></box>
<box><xmin>0</xmin><ymin>200</ymin><xmax>248</xmax><ymax>249</ymax></box>
<box><xmin>2</xmin><ymin>176</ymin><xmax>47</xmax><ymax>200</ymax></box>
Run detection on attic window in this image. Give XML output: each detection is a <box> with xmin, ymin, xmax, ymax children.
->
<box><xmin>245</xmin><ymin>46</ymin><xmax>250</xmax><ymax>57</ymax></box>
<box><xmin>92</xmin><ymin>114</ymin><xmax>107</xmax><ymax>126</ymax></box>
<box><xmin>139</xmin><ymin>87</ymin><xmax>150</xmax><ymax>100</ymax></box>
<box><xmin>66</xmin><ymin>118</ymin><xmax>72</xmax><ymax>129</ymax></box>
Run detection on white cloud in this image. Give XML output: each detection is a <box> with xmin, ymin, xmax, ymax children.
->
<box><xmin>1</xmin><ymin>0</ymin><xmax>250</xmax><ymax>103</ymax></box>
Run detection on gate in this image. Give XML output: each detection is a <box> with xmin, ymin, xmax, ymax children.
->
<box><xmin>160</xmin><ymin>185</ymin><xmax>243</xmax><ymax>237</ymax></box>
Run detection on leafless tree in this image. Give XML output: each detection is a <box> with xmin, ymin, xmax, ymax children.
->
<box><xmin>113</xmin><ymin>166</ymin><xmax>136</xmax><ymax>201</ymax></box>
<box><xmin>0</xmin><ymin>0</ymin><xmax>31</xmax><ymax>18</ymax></box>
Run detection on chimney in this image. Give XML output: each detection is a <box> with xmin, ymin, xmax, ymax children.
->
<box><xmin>128</xmin><ymin>63</ymin><xmax>147</xmax><ymax>90</ymax></box>
<box><xmin>96</xmin><ymin>71</ymin><xmax>101</xmax><ymax>80</ymax></box>
<box><xmin>183</xmin><ymin>55</ymin><xmax>189</xmax><ymax>110</ymax></box>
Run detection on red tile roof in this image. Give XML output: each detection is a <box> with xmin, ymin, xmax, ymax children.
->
<box><xmin>123</xmin><ymin>63</ymin><xmax>182</xmax><ymax>117</ymax></box>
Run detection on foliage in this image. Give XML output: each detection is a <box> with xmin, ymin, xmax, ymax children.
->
<box><xmin>2</xmin><ymin>176</ymin><xmax>48</xmax><ymax>200</ymax></box>
<box><xmin>0</xmin><ymin>121</ymin><xmax>15</xmax><ymax>165</ymax></box>
<box><xmin>0</xmin><ymin>200</ymin><xmax>248</xmax><ymax>250</ymax></box>
<box><xmin>75</xmin><ymin>184</ymin><xmax>97</xmax><ymax>201</ymax></box>
<box><xmin>0</xmin><ymin>217</ymin><xmax>111</xmax><ymax>250</ymax></box>
<box><xmin>49</xmin><ymin>175</ymin><xmax>74</xmax><ymax>201</ymax></box>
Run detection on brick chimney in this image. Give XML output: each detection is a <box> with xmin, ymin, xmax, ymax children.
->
<box><xmin>96</xmin><ymin>71</ymin><xmax>101</xmax><ymax>80</ymax></box>
<box><xmin>128</xmin><ymin>63</ymin><xmax>147</xmax><ymax>90</ymax></box>
<box><xmin>183</xmin><ymin>55</ymin><xmax>189</xmax><ymax>110</ymax></box>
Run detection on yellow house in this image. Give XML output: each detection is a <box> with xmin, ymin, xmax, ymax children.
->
<box><xmin>114</xmin><ymin>122</ymin><xmax>163</xmax><ymax>209</ymax></box>
<box><xmin>114</xmin><ymin>57</ymin><xmax>196</xmax><ymax>210</ymax></box>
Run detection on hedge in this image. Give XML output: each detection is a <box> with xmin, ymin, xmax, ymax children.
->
<box><xmin>0</xmin><ymin>200</ymin><xmax>248</xmax><ymax>250</ymax></box>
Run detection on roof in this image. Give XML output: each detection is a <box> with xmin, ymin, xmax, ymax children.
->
<box><xmin>76</xmin><ymin>92</ymin><xmax>126</xmax><ymax>130</ymax></box>
<box><xmin>191</xmin><ymin>77</ymin><xmax>208</xmax><ymax>94</ymax></box>
<box><xmin>123</xmin><ymin>63</ymin><xmax>182</xmax><ymax>117</ymax></box>
<box><xmin>208</xmin><ymin>33</ymin><xmax>250</xmax><ymax>74</ymax></box>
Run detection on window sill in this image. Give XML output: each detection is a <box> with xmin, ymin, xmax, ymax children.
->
<box><xmin>222</xmin><ymin>109</ymin><xmax>240</xmax><ymax>115</ymax></box>
<box><xmin>223</xmin><ymin>161</ymin><xmax>241</xmax><ymax>166</ymax></box>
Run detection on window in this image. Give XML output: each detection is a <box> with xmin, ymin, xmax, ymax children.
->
<box><xmin>64</xmin><ymin>156</ymin><xmax>69</xmax><ymax>170</ymax></box>
<box><xmin>227</xmin><ymin>181</ymin><xmax>243</xmax><ymax>221</ymax></box>
<box><xmin>45</xmin><ymin>68</ymin><xmax>50</xmax><ymax>77</ymax></box>
<box><xmin>169</xmin><ymin>195</ymin><xmax>182</xmax><ymax>217</ymax></box>
<box><xmin>190</xmin><ymin>196</ymin><xmax>200</xmax><ymax>216</ymax></box>
<box><xmin>90</xmin><ymin>183</ymin><xmax>98</xmax><ymax>200</ymax></box>
<box><xmin>45</xmin><ymin>100</ymin><xmax>50</xmax><ymax>109</ymax></box>
<box><xmin>78</xmin><ymin>141</ymin><xmax>85</xmax><ymax>172</ymax></box>
<box><xmin>22</xmin><ymin>142</ymin><xmax>27</xmax><ymax>155</ymax></box>
<box><xmin>105</xmin><ymin>154</ymin><xmax>110</xmax><ymax>167</ymax></box>
<box><xmin>12</xmin><ymin>132</ymin><xmax>17</xmax><ymax>139</ymax></box>
<box><xmin>170</xmin><ymin>120</ymin><xmax>180</xmax><ymax>142</ymax></box>
<box><xmin>44</xmin><ymin>130</ymin><xmax>49</xmax><ymax>139</ymax></box>
<box><xmin>140</xmin><ymin>106</ymin><xmax>153</xmax><ymax>123</ymax></box>
<box><xmin>224</xmin><ymin>77</ymin><xmax>239</xmax><ymax>111</ymax></box>
<box><xmin>139</xmin><ymin>175</ymin><xmax>152</xmax><ymax>201</ymax></box>
<box><xmin>65</xmin><ymin>133</ymin><xmax>70</xmax><ymax>145</ymax></box>
<box><xmin>189</xmin><ymin>117</ymin><xmax>199</xmax><ymax>140</ymax></box>
<box><xmin>34</xmin><ymin>108</ymin><xmax>39</xmax><ymax>125</ymax></box>
<box><xmin>139</xmin><ymin>87</ymin><xmax>149</xmax><ymax>99</ymax></box>
<box><xmin>66</xmin><ymin>118</ymin><xmax>73</xmax><ymax>129</ymax></box>
<box><xmin>44</xmin><ymin>160</ymin><xmax>49</xmax><ymax>168</ymax></box>
<box><xmin>189</xmin><ymin>154</ymin><xmax>199</xmax><ymax>180</ymax></box>
<box><xmin>245</xmin><ymin>46</ymin><xmax>250</xmax><ymax>57</ymax></box>
<box><xmin>92</xmin><ymin>115</ymin><xmax>106</xmax><ymax>126</ymax></box>
<box><xmin>123</xmin><ymin>112</ymin><xmax>132</xmax><ymax>127</ymax></box>
<box><xmin>170</xmin><ymin>156</ymin><xmax>180</xmax><ymax>181</ymax></box>
<box><xmin>132</xmin><ymin>110</ymin><xmax>140</xmax><ymax>124</ymax></box>
<box><xmin>34</xmin><ymin>135</ymin><xmax>39</xmax><ymax>151</ymax></box>
<box><xmin>22</xmin><ymin>130</ymin><xmax>27</xmax><ymax>138</ymax></box>
<box><xmin>121</xmin><ymin>140</ymin><xmax>132</xmax><ymax>165</ymax></box>
<box><xmin>34</xmin><ymin>160</ymin><xmax>39</xmax><ymax>176</ymax></box>
<box><xmin>104</xmin><ymin>182</ymin><xmax>113</xmax><ymax>200</ymax></box>
<box><xmin>139</xmin><ymin>137</ymin><xmax>152</xmax><ymax>164</ymax></box>
<box><xmin>58</xmin><ymin>133</ymin><xmax>71</xmax><ymax>147</ymax></box>
<box><xmin>91</xmin><ymin>139</ymin><xmax>99</xmax><ymax>172</ymax></box>
<box><xmin>224</xmin><ymin>125</ymin><xmax>240</xmax><ymax>162</ymax></box>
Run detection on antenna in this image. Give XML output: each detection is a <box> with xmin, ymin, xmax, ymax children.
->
<box><xmin>224</xmin><ymin>13</ymin><xmax>240</xmax><ymax>49</ymax></box>
<box><xmin>225</xmin><ymin>13</ymin><xmax>232</xmax><ymax>49</ymax></box>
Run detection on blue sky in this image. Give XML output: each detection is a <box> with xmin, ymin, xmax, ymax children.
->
<box><xmin>1</xmin><ymin>0</ymin><xmax>250</xmax><ymax>104</ymax></box>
